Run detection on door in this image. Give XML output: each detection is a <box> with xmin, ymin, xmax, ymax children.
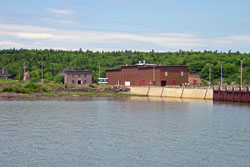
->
<box><xmin>141</xmin><ymin>80</ymin><xmax>145</xmax><ymax>86</ymax></box>
<box><xmin>161</xmin><ymin>80</ymin><xmax>166</xmax><ymax>86</ymax></box>
<box><xmin>172</xmin><ymin>80</ymin><xmax>176</xmax><ymax>85</ymax></box>
<box><xmin>78</xmin><ymin>78</ymin><xmax>82</xmax><ymax>84</ymax></box>
<box><xmin>193</xmin><ymin>80</ymin><xmax>197</xmax><ymax>85</ymax></box>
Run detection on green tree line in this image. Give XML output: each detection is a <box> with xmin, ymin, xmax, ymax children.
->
<box><xmin>0</xmin><ymin>49</ymin><xmax>249</xmax><ymax>85</ymax></box>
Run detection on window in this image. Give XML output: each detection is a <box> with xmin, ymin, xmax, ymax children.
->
<box><xmin>72</xmin><ymin>80</ymin><xmax>75</xmax><ymax>84</ymax></box>
<box><xmin>165</xmin><ymin>72</ymin><xmax>168</xmax><ymax>77</ymax></box>
<box><xmin>78</xmin><ymin>74</ymin><xmax>81</xmax><ymax>77</ymax></box>
<box><xmin>84</xmin><ymin>74</ymin><xmax>86</xmax><ymax>77</ymax></box>
<box><xmin>181</xmin><ymin>71</ymin><xmax>184</xmax><ymax>77</ymax></box>
<box><xmin>84</xmin><ymin>80</ymin><xmax>86</xmax><ymax>84</ymax></box>
<box><xmin>72</xmin><ymin>74</ymin><xmax>74</xmax><ymax>77</ymax></box>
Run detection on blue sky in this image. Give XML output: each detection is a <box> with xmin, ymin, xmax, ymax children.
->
<box><xmin>0</xmin><ymin>0</ymin><xmax>250</xmax><ymax>52</ymax></box>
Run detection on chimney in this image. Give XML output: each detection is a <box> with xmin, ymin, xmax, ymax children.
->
<box><xmin>143</xmin><ymin>60</ymin><xmax>146</xmax><ymax>64</ymax></box>
<box><xmin>138</xmin><ymin>61</ymin><xmax>141</xmax><ymax>64</ymax></box>
<box><xmin>2</xmin><ymin>69</ymin><xmax>4</xmax><ymax>74</ymax></box>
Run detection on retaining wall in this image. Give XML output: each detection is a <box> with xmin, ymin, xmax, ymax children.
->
<box><xmin>129</xmin><ymin>86</ymin><xmax>213</xmax><ymax>100</ymax></box>
<box><xmin>129</xmin><ymin>87</ymin><xmax>150</xmax><ymax>96</ymax></box>
<box><xmin>205</xmin><ymin>89</ymin><xmax>213</xmax><ymax>100</ymax></box>
<box><xmin>182</xmin><ymin>88</ymin><xmax>207</xmax><ymax>99</ymax></box>
<box><xmin>148</xmin><ymin>87</ymin><xmax>164</xmax><ymax>97</ymax></box>
<box><xmin>162</xmin><ymin>88</ymin><xmax>183</xmax><ymax>98</ymax></box>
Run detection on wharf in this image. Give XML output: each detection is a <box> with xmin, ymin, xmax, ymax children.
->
<box><xmin>129</xmin><ymin>86</ymin><xmax>250</xmax><ymax>103</ymax></box>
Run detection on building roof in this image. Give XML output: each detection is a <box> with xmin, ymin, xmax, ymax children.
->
<box><xmin>121</xmin><ymin>64</ymin><xmax>187</xmax><ymax>68</ymax></box>
<box><xmin>0</xmin><ymin>69</ymin><xmax>10</xmax><ymax>76</ymax></box>
<box><xmin>64</xmin><ymin>70</ymin><xmax>92</xmax><ymax>74</ymax></box>
<box><xmin>105</xmin><ymin>68</ymin><xmax>121</xmax><ymax>72</ymax></box>
<box><xmin>105</xmin><ymin>65</ymin><xmax>188</xmax><ymax>71</ymax></box>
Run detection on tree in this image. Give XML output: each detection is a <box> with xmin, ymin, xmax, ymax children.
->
<box><xmin>44</xmin><ymin>72</ymin><xmax>53</xmax><ymax>81</ymax></box>
<box><xmin>54</xmin><ymin>74</ymin><xmax>64</xmax><ymax>83</ymax></box>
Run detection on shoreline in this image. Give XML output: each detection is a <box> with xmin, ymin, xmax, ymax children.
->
<box><xmin>0</xmin><ymin>92</ymin><xmax>138</xmax><ymax>100</ymax></box>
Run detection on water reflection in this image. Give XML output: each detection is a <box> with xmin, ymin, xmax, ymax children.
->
<box><xmin>0</xmin><ymin>98</ymin><xmax>249</xmax><ymax>167</ymax></box>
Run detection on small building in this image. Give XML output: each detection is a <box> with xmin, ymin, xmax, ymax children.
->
<box><xmin>23</xmin><ymin>72</ymin><xmax>30</xmax><ymax>81</ymax></box>
<box><xmin>64</xmin><ymin>70</ymin><xmax>92</xmax><ymax>85</ymax></box>
<box><xmin>0</xmin><ymin>69</ymin><xmax>11</xmax><ymax>79</ymax></box>
<box><xmin>188</xmin><ymin>74</ymin><xmax>201</xmax><ymax>86</ymax></box>
<box><xmin>106</xmin><ymin>62</ymin><xmax>189</xmax><ymax>86</ymax></box>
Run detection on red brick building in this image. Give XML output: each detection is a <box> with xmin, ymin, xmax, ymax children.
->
<box><xmin>106</xmin><ymin>63</ymin><xmax>189</xmax><ymax>86</ymax></box>
<box><xmin>188</xmin><ymin>74</ymin><xmax>201</xmax><ymax>86</ymax></box>
<box><xmin>64</xmin><ymin>70</ymin><xmax>92</xmax><ymax>85</ymax></box>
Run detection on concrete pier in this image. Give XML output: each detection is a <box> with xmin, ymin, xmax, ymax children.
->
<box><xmin>129</xmin><ymin>86</ymin><xmax>213</xmax><ymax>100</ymax></box>
<box><xmin>129</xmin><ymin>87</ymin><xmax>150</xmax><ymax>96</ymax></box>
<box><xmin>182</xmin><ymin>88</ymin><xmax>207</xmax><ymax>99</ymax></box>
<box><xmin>162</xmin><ymin>88</ymin><xmax>184</xmax><ymax>98</ymax></box>
<box><xmin>148</xmin><ymin>87</ymin><xmax>164</xmax><ymax>97</ymax></box>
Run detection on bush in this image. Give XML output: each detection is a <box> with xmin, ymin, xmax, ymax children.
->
<box><xmin>88</xmin><ymin>84</ymin><xmax>96</xmax><ymax>88</ymax></box>
<box><xmin>54</xmin><ymin>74</ymin><xmax>64</xmax><ymax>83</ymax></box>
<box><xmin>2</xmin><ymin>82</ymin><xmax>49</xmax><ymax>94</ymax></box>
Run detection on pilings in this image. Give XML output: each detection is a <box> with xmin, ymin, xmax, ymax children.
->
<box><xmin>213</xmin><ymin>86</ymin><xmax>250</xmax><ymax>103</ymax></box>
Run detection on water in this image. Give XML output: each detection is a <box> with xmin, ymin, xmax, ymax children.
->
<box><xmin>0</xmin><ymin>97</ymin><xmax>250</xmax><ymax>167</ymax></box>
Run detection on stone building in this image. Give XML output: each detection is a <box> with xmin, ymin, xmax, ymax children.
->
<box><xmin>64</xmin><ymin>70</ymin><xmax>92</xmax><ymax>85</ymax></box>
<box><xmin>0</xmin><ymin>69</ymin><xmax>10</xmax><ymax>79</ymax></box>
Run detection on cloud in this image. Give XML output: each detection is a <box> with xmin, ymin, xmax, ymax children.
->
<box><xmin>0</xmin><ymin>41</ymin><xmax>23</xmax><ymax>47</ymax></box>
<box><xmin>42</xmin><ymin>18</ymin><xmax>75</xmax><ymax>24</ymax></box>
<box><xmin>0</xmin><ymin>23</ymin><xmax>250</xmax><ymax>52</ymax></box>
<box><xmin>45</xmin><ymin>8</ymin><xmax>74</xmax><ymax>15</ymax></box>
<box><xmin>16</xmin><ymin>32</ymin><xmax>55</xmax><ymax>39</ymax></box>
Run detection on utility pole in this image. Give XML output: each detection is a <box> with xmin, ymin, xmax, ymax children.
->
<box><xmin>18</xmin><ymin>67</ymin><xmax>21</xmax><ymax>80</ymax></box>
<box><xmin>219</xmin><ymin>62</ymin><xmax>224</xmax><ymax>87</ymax></box>
<box><xmin>238</xmin><ymin>58</ymin><xmax>246</xmax><ymax>89</ymax></box>
<box><xmin>41</xmin><ymin>55</ymin><xmax>44</xmax><ymax>83</ymax></box>
<box><xmin>23</xmin><ymin>62</ymin><xmax>26</xmax><ymax>81</ymax></box>
<box><xmin>207</xmin><ymin>64</ymin><xmax>212</xmax><ymax>87</ymax></box>
<box><xmin>23</xmin><ymin>62</ymin><xmax>26</xmax><ymax>74</ymax></box>
<box><xmin>99</xmin><ymin>62</ymin><xmax>101</xmax><ymax>78</ymax></box>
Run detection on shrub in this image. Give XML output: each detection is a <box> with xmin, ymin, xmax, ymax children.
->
<box><xmin>88</xmin><ymin>84</ymin><xmax>96</xmax><ymax>88</ymax></box>
<box><xmin>2</xmin><ymin>82</ymin><xmax>49</xmax><ymax>94</ymax></box>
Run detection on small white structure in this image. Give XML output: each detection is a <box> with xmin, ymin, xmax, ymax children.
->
<box><xmin>125</xmin><ymin>81</ymin><xmax>131</xmax><ymax>86</ymax></box>
<box><xmin>23</xmin><ymin>72</ymin><xmax>30</xmax><ymax>81</ymax></box>
<box><xmin>98</xmin><ymin>78</ymin><xmax>109</xmax><ymax>84</ymax></box>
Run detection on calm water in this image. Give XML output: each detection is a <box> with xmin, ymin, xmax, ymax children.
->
<box><xmin>0</xmin><ymin>97</ymin><xmax>250</xmax><ymax>167</ymax></box>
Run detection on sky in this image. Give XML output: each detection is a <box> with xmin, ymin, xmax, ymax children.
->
<box><xmin>0</xmin><ymin>0</ymin><xmax>250</xmax><ymax>52</ymax></box>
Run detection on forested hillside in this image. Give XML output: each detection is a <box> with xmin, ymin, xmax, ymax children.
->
<box><xmin>0</xmin><ymin>49</ymin><xmax>249</xmax><ymax>85</ymax></box>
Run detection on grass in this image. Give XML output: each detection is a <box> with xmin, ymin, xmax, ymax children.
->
<box><xmin>1</xmin><ymin>82</ymin><xmax>49</xmax><ymax>94</ymax></box>
<box><xmin>0</xmin><ymin>79</ymin><xmax>137</xmax><ymax>97</ymax></box>
<box><xmin>43</xmin><ymin>91</ymin><xmax>137</xmax><ymax>97</ymax></box>
<box><xmin>0</xmin><ymin>79</ymin><xmax>20</xmax><ymax>85</ymax></box>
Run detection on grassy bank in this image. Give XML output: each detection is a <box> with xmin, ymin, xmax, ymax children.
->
<box><xmin>0</xmin><ymin>79</ymin><xmax>136</xmax><ymax>97</ymax></box>
<box><xmin>43</xmin><ymin>91</ymin><xmax>137</xmax><ymax>97</ymax></box>
<box><xmin>0</xmin><ymin>82</ymin><xmax>48</xmax><ymax>94</ymax></box>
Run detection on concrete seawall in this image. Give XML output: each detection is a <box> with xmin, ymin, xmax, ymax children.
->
<box><xmin>129</xmin><ymin>87</ymin><xmax>150</xmax><ymax>96</ymax></box>
<box><xmin>129</xmin><ymin>86</ymin><xmax>213</xmax><ymax>100</ymax></box>
<box><xmin>182</xmin><ymin>88</ymin><xmax>207</xmax><ymax>99</ymax></box>
<box><xmin>162</xmin><ymin>88</ymin><xmax>183</xmax><ymax>98</ymax></box>
<box><xmin>148</xmin><ymin>87</ymin><xmax>164</xmax><ymax>97</ymax></box>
